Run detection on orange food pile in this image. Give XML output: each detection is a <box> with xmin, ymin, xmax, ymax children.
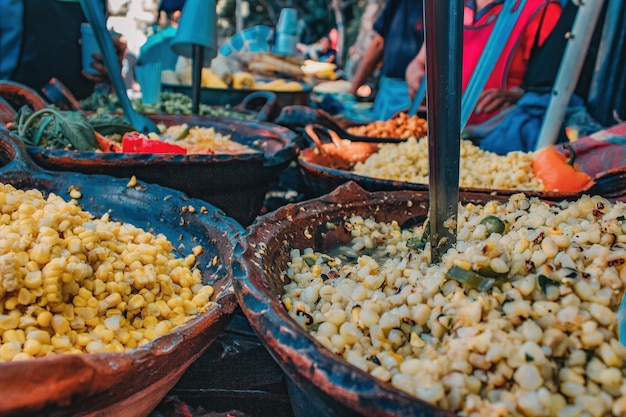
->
<box><xmin>347</xmin><ymin>112</ymin><xmax>427</xmax><ymax>139</ymax></box>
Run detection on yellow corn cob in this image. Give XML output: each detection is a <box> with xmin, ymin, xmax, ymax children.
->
<box><xmin>232</xmin><ymin>72</ymin><xmax>255</xmax><ymax>89</ymax></box>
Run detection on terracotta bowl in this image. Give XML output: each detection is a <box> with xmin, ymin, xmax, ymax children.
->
<box><xmin>24</xmin><ymin>114</ymin><xmax>300</xmax><ymax>226</ymax></box>
<box><xmin>0</xmin><ymin>129</ymin><xmax>242</xmax><ymax>417</ymax></box>
<box><xmin>233</xmin><ymin>181</ymin><xmax>514</xmax><ymax>417</ymax></box>
<box><xmin>297</xmin><ymin>127</ymin><xmax>626</xmax><ymax>203</ymax></box>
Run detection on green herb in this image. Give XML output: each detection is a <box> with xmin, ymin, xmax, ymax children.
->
<box><xmin>407</xmin><ymin>219</ymin><xmax>430</xmax><ymax>250</ymax></box>
<box><xmin>87</xmin><ymin>111</ymin><xmax>136</xmax><ymax>136</ymax></box>
<box><xmin>525</xmin><ymin>353</ymin><xmax>534</xmax><ymax>362</ymax></box>
<box><xmin>309</xmin><ymin>322</ymin><xmax>321</xmax><ymax>331</ymax></box>
<box><xmin>14</xmin><ymin>106</ymin><xmax>97</xmax><ymax>150</ymax></box>
<box><xmin>446</xmin><ymin>266</ymin><xmax>495</xmax><ymax>291</ymax></box>
<box><xmin>303</xmin><ymin>257</ymin><xmax>316</xmax><ymax>267</ymax></box>
<box><xmin>538</xmin><ymin>274</ymin><xmax>560</xmax><ymax>294</ymax></box>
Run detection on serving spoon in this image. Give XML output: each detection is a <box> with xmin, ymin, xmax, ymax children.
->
<box><xmin>79</xmin><ymin>0</ymin><xmax>159</xmax><ymax>134</ymax></box>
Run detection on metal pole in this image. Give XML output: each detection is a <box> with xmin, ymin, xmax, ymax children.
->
<box><xmin>425</xmin><ymin>0</ymin><xmax>464</xmax><ymax>263</ymax></box>
<box><xmin>192</xmin><ymin>45</ymin><xmax>204</xmax><ymax>115</ymax></box>
<box><xmin>236</xmin><ymin>0</ymin><xmax>243</xmax><ymax>33</ymax></box>
<box><xmin>535</xmin><ymin>0</ymin><xmax>606</xmax><ymax>150</ymax></box>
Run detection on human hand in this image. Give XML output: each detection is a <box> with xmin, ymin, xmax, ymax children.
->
<box><xmin>474</xmin><ymin>88</ymin><xmax>523</xmax><ymax>114</ymax></box>
<box><xmin>406</xmin><ymin>54</ymin><xmax>425</xmax><ymax>99</ymax></box>
<box><xmin>81</xmin><ymin>33</ymin><xmax>127</xmax><ymax>84</ymax></box>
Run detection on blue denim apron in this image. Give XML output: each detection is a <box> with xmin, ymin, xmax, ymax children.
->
<box><xmin>0</xmin><ymin>0</ymin><xmax>24</xmax><ymax>79</ymax></box>
<box><xmin>372</xmin><ymin>75</ymin><xmax>411</xmax><ymax>120</ymax></box>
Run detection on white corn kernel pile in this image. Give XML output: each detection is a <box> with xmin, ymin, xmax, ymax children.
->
<box><xmin>0</xmin><ymin>182</ymin><xmax>214</xmax><ymax>361</ymax></box>
<box><xmin>281</xmin><ymin>194</ymin><xmax>626</xmax><ymax>416</ymax></box>
<box><xmin>154</xmin><ymin>124</ymin><xmax>257</xmax><ymax>154</ymax></box>
<box><xmin>353</xmin><ymin>138</ymin><xmax>544</xmax><ymax>191</ymax></box>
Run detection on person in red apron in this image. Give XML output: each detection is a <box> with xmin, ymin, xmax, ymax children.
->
<box><xmin>406</xmin><ymin>0</ymin><xmax>561</xmax><ymax>128</ymax></box>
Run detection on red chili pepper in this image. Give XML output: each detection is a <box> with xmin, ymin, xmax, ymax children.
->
<box><xmin>121</xmin><ymin>132</ymin><xmax>187</xmax><ymax>154</ymax></box>
<box><xmin>95</xmin><ymin>131</ymin><xmax>122</xmax><ymax>152</ymax></box>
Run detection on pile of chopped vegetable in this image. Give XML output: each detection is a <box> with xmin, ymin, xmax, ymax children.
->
<box><xmin>80</xmin><ymin>92</ymin><xmax>256</xmax><ymax>120</ymax></box>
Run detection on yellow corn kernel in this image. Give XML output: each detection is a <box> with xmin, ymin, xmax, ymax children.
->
<box><xmin>154</xmin><ymin>320</ymin><xmax>172</xmax><ymax>337</ymax></box>
<box><xmin>69</xmin><ymin>187</ymin><xmax>81</xmax><ymax>199</ymax></box>
<box><xmin>86</xmin><ymin>296</ymin><xmax>99</xmax><ymax>310</ymax></box>
<box><xmin>85</xmin><ymin>341</ymin><xmax>106</xmax><ymax>353</ymax></box>
<box><xmin>192</xmin><ymin>292</ymin><xmax>210</xmax><ymax>307</ymax></box>
<box><xmin>77</xmin><ymin>287</ymin><xmax>92</xmax><ymax>301</ymax></box>
<box><xmin>105</xmin><ymin>309</ymin><xmax>123</xmax><ymax>318</ymax></box>
<box><xmin>183</xmin><ymin>300</ymin><xmax>198</xmax><ymax>315</ymax></box>
<box><xmin>70</xmin><ymin>316</ymin><xmax>86</xmax><ymax>331</ymax></box>
<box><xmin>104</xmin><ymin>293</ymin><xmax>122</xmax><ymax>309</ymax></box>
<box><xmin>4</xmin><ymin>296</ymin><xmax>19</xmax><ymax>311</ymax></box>
<box><xmin>26</xmin><ymin>329</ymin><xmax>51</xmax><ymax>344</ymax></box>
<box><xmin>49</xmin><ymin>302</ymin><xmax>66</xmax><ymax>314</ymax></box>
<box><xmin>17</xmin><ymin>288</ymin><xmax>35</xmax><ymax>305</ymax></box>
<box><xmin>50</xmin><ymin>335</ymin><xmax>72</xmax><ymax>350</ymax></box>
<box><xmin>73</xmin><ymin>295</ymin><xmax>87</xmax><ymax>307</ymax></box>
<box><xmin>30</xmin><ymin>243</ymin><xmax>51</xmax><ymax>264</ymax></box>
<box><xmin>11</xmin><ymin>352</ymin><xmax>33</xmax><ymax>361</ymax></box>
<box><xmin>23</xmin><ymin>339</ymin><xmax>42</xmax><ymax>356</ymax></box>
<box><xmin>106</xmin><ymin>340</ymin><xmax>125</xmax><ymax>353</ymax></box>
<box><xmin>0</xmin><ymin>341</ymin><xmax>21</xmax><ymax>361</ymax></box>
<box><xmin>2</xmin><ymin>329</ymin><xmax>24</xmax><ymax>344</ymax></box>
<box><xmin>76</xmin><ymin>333</ymin><xmax>91</xmax><ymax>347</ymax></box>
<box><xmin>143</xmin><ymin>327</ymin><xmax>157</xmax><ymax>341</ymax></box>
<box><xmin>0</xmin><ymin>314</ymin><xmax>19</xmax><ymax>331</ymax></box>
<box><xmin>153</xmin><ymin>300</ymin><xmax>171</xmax><ymax>318</ymax></box>
<box><xmin>51</xmin><ymin>315</ymin><xmax>70</xmax><ymax>335</ymax></box>
<box><xmin>30</xmin><ymin>287</ymin><xmax>44</xmax><ymax>298</ymax></box>
<box><xmin>65</xmin><ymin>236</ymin><xmax>82</xmax><ymax>254</ymax></box>
<box><xmin>127</xmin><ymin>294</ymin><xmax>145</xmax><ymax>311</ymax></box>
<box><xmin>61</xmin><ymin>304</ymin><xmax>75</xmax><ymax>321</ymax></box>
<box><xmin>167</xmin><ymin>297</ymin><xmax>184</xmax><ymax>310</ymax></box>
<box><xmin>23</xmin><ymin>271</ymin><xmax>43</xmax><ymax>289</ymax></box>
<box><xmin>18</xmin><ymin>315</ymin><xmax>37</xmax><ymax>329</ymax></box>
<box><xmin>40</xmin><ymin>344</ymin><xmax>54</xmax><ymax>355</ymax></box>
<box><xmin>116</xmin><ymin>328</ymin><xmax>131</xmax><ymax>345</ymax></box>
<box><xmin>84</xmin><ymin>317</ymin><xmax>100</xmax><ymax>328</ymax></box>
<box><xmin>143</xmin><ymin>316</ymin><xmax>158</xmax><ymax>329</ymax></box>
<box><xmin>179</xmin><ymin>288</ymin><xmax>193</xmax><ymax>301</ymax></box>
<box><xmin>171</xmin><ymin>306</ymin><xmax>185</xmax><ymax>318</ymax></box>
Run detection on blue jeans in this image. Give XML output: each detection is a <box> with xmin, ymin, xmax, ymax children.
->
<box><xmin>372</xmin><ymin>76</ymin><xmax>410</xmax><ymax>120</ymax></box>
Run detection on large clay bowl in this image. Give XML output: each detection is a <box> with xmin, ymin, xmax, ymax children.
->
<box><xmin>0</xmin><ymin>129</ymin><xmax>241</xmax><ymax>417</ymax></box>
<box><xmin>25</xmin><ymin>114</ymin><xmax>299</xmax><ymax>226</ymax></box>
<box><xmin>233</xmin><ymin>181</ymin><xmax>512</xmax><ymax>417</ymax></box>
<box><xmin>297</xmin><ymin>131</ymin><xmax>626</xmax><ymax>202</ymax></box>
<box><xmin>162</xmin><ymin>83</ymin><xmax>312</xmax><ymax>111</ymax></box>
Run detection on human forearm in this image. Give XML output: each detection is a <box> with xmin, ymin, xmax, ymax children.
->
<box><xmin>349</xmin><ymin>34</ymin><xmax>384</xmax><ymax>95</ymax></box>
<box><xmin>405</xmin><ymin>45</ymin><xmax>426</xmax><ymax>98</ymax></box>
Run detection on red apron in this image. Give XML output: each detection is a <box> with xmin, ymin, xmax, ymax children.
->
<box><xmin>463</xmin><ymin>0</ymin><xmax>556</xmax><ymax>125</ymax></box>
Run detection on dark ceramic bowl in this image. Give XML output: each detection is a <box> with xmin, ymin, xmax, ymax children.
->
<box><xmin>233</xmin><ymin>181</ymin><xmax>516</xmax><ymax>417</ymax></box>
<box><xmin>162</xmin><ymin>83</ymin><xmax>312</xmax><ymax>111</ymax></box>
<box><xmin>297</xmin><ymin>127</ymin><xmax>626</xmax><ymax>203</ymax></box>
<box><xmin>0</xmin><ymin>129</ymin><xmax>241</xmax><ymax>417</ymax></box>
<box><xmin>25</xmin><ymin>114</ymin><xmax>300</xmax><ymax>226</ymax></box>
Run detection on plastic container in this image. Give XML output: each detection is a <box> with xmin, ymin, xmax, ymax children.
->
<box><xmin>276</xmin><ymin>8</ymin><xmax>299</xmax><ymax>35</ymax></box>
<box><xmin>274</xmin><ymin>33</ymin><xmax>299</xmax><ymax>56</ymax></box>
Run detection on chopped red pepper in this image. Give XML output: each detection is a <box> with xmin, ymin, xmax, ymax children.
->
<box><xmin>95</xmin><ymin>131</ymin><xmax>122</xmax><ymax>152</ymax></box>
<box><xmin>121</xmin><ymin>132</ymin><xmax>187</xmax><ymax>154</ymax></box>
